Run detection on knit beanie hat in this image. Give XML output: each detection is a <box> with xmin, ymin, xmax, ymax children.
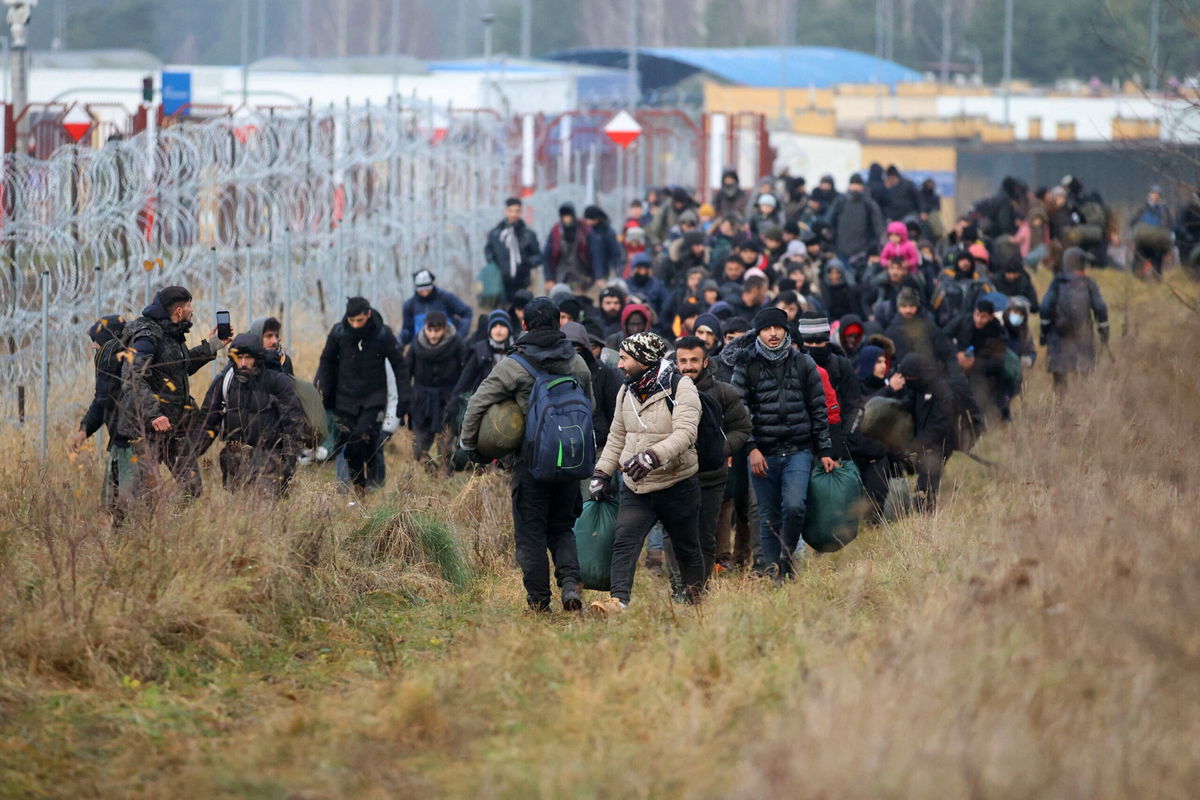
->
<box><xmin>796</xmin><ymin>312</ymin><xmax>831</xmax><ymax>343</ymax></box>
<box><xmin>620</xmin><ymin>331</ymin><xmax>670</xmax><ymax>366</ymax></box>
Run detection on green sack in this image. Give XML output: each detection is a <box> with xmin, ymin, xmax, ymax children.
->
<box><xmin>802</xmin><ymin>460</ymin><xmax>863</xmax><ymax>553</ymax></box>
<box><xmin>288</xmin><ymin>376</ymin><xmax>329</xmax><ymax>447</ymax></box>
<box><xmin>477</xmin><ymin>261</ymin><xmax>505</xmax><ymax>309</ymax></box>
<box><xmin>449</xmin><ymin>391</ymin><xmax>473</xmax><ymax>472</ymax></box>
<box><xmin>883</xmin><ymin>475</ymin><xmax>915</xmax><ymax>522</ymax></box>
<box><xmin>862</xmin><ymin>396</ymin><xmax>915</xmax><ymax>452</ymax></box>
<box><xmin>574</xmin><ymin>498</ymin><xmax>618</xmax><ymax>591</ymax></box>
<box><xmin>1000</xmin><ymin>348</ymin><xmax>1023</xmax><ymax>393</ymax></box>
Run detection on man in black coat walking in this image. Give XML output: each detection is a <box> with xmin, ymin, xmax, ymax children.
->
<box><xmin>315</xmin><ymin>296</ymin><xmax>410</xmax><ymax>495</ymax></box>
<box><xmin>69</xmin><ymin>314</ymin><xmax>131</xmax><ymax>515</ymax></box>
<box><xmin>485</xmin><ymin>197</ymin><xmax>542</xmax><ymax>304</ymax></box>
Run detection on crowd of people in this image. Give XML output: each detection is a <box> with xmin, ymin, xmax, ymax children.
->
<box><xmin>72</xmin><ymin>162</ymin><xmax>1177</xmax><ymax>614</ymax></box>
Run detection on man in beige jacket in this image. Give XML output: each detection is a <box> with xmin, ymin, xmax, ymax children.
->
<box><xmin>588</xmin><ymin>332</ymin><xmax>703</xmax><ymax>616</ymax></box>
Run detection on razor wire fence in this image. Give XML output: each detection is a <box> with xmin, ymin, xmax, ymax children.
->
<box><xmin>0</xmin><ymin>102</ymin><xmax>627</xmax><ymax>454</ymax></box>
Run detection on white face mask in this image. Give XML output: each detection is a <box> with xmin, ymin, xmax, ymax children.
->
<box><xmin>1007</xmin><ymin>312</ymin><xmax>1025</xmax><ymax>327</ymax></box>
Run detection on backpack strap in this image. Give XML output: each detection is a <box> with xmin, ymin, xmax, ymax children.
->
<box><xmin>512</xmin><ymin>352</ymin><xmax>579</xmax><ymax>391</ymax></box>
<box><xmin>509</xmin><ymin>353</ymin><xmax>542</xmax><ymax>378</ymax></box>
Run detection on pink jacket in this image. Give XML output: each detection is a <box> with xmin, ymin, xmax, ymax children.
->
<box><xmin>879</xmin><ymin>221</ymin><xmax>920</xmax><ymax>273</ymax></box>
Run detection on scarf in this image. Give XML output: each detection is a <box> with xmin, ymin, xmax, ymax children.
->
<box><xmin>627</xmin><ymin>359</ymin><xmax>673</xmax><ymax>403</ymax></box>
<box><xmin>499</xmin><ymin>224</ymin><xmax>523</xmax><ymax>278</ymax></box>
<box><xmin>755</xmin><ymin>334</ymin><xmax>793</xmax><ymax>363</ymax></box>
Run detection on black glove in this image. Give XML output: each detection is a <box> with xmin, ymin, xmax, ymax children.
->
<box><xmin>1098</xmin><ymin>323</ymin><xmax>1110</xmax><ymax>345</ymax></box>
<box><xmin>460</xmin><ymin>440</ymin><xmax>486</xmax><ymax>465</ymax></box>
<box><xmin>621</xmin><ymin>450</ymin><xmax>660</xmax><ymax>482</ymax></box>
<box><xmin>588</xmin><ymin>471</ymin><xmax>613</xmax><ymax>501</ymax></box>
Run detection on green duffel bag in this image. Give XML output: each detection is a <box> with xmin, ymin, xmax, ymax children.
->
<box><xmin>1000</xmin><ymin>348</ymin><xmax>1023</xmax><ymax>393</ymax></box>
<box><xmin>1064</xmin><ymin>224</ymin><xmax>1103</xmax><ymax>247</ymax></box>
<box><xmin>574</xmin><ymin>498</ymin><xmax>618</xmax><ymax>591</ymax></box>
<box><xmin>862</xmin><ymin>396</ymin><xmax>915</xmax><ymax>452</ymax></box>
<box><xmin>1133</xmin><ymin>223</ymin><xmax>1172</xmax><ymax>254</ymax></box>
<box><xmin>476</xmin><ymin>261</ymin><xmax>505</xmax><ymax>310</ymax></box>
<box><xmin>802</xmin><ymin>460</ymin><xmax>863</xmax><ymax>553</ymax></box>
<box><xmin>287</xmin><ymin>376</ymin><xmax>329</xmax><ymax>447</ymax></box>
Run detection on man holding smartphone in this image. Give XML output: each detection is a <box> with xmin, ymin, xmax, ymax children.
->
<box><xmin>119</xmin><ymin>286</ymin><xmax>233</xmax><ymax>499</ymax></box>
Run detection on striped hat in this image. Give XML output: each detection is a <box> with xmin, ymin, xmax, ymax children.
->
<box><xmin>796</xmin><ymin>312</ymin><xmax>831</xmax><ymax>343</ymax></box>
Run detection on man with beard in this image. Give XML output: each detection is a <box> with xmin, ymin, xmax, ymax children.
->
<box><xmin>711</xmin><ymin>169</ymin><xmax>748</xmax><ymax>219</ymax></box>
<box><xmin>597</xmin><ymin>286</ymin><xmax>627</xmax><ymax>338</ymax></box>
<box><xmin>406</xmin><ymin>311</ymin><xmax>468</xmax><ymax>474</ymax></box>
<box><xmin>485</xmin><ymin>196</ymin><xmax>543</xmax><ymax>304</ymax></box>
<box><xmin>588</xmin><ymin>331</ymin><xmax>704</xmax><ymax>615</ymax></box>
<box><xmin>722</xmin><ymin>308</ymin><xmax>837</xmax><ymax>580</ymax></box>
<box><xmin>316</xmin><ymin>296</ymin><xmax>410</xmax><ymax>496</ymax></box>
<box><xmin>194</xmin><ymin>334</ymin><xmax>307</xmax><ymax>496</ymax></box>
<box><xmin>460</xmin><ymin>298</ymin><xmax>593</xmax><ymax>613</ymax></box>
<box><xmin>673</xmin><ymin>336</ymin><xmax>752</xmax><ymax>584</ymax></box>
<box><xmin>119</xmin><ymin>286</ymin><xmax>233</xmax><ymax>499</ymax></box>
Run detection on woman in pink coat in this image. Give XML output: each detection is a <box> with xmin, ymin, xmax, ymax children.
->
<box><xmin>879</xmin><ymin>220</ymin><xmax>920</xmax><ymax>273</ymax></box>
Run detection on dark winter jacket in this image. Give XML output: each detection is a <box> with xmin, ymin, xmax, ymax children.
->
<box><xmin>723</xmin><ymin>333</ymin><xmax>833</xmax><ymax>458</ymax></box>
<box><xmin>883</xmin><ymin>177</ymin><xmax>921</xmax><ymax>222</ymax></box>
<box><xmin>829</xmin><ymin>190</ymin><xmax>885</xmax><ymax>258</ymax></box>
<box><xmin>807</xmin><ymin>344</ymin><xmax>863</xmax><ymax>461</ymax></box>
<box><xmin>446</xmin><ymin>336</ymin><xmax>511</xmax><ymax>426</ymax></box>
<box><xmin>1039</xmin><ymin>269</ymin><xmax>1108</xmax><ymax>375</ymax></box>
<box><xmin>626</xmin><ymin>274</ymin><xmax>668</xmax><ymax>317</ymax></box>
<box><xmin>992</xmin><ymin>268</ymin><xmax>1040</xmax><ymax>313</ymax></box>
<box><xmin>315</xmin><ymin>309</ymin><xmax>410</xmax><ymax>417</ymax></box>
<box><xmin>692</xmin><ymin>365</ymin><xmax>753</xmax><ymax>488</ymax></box>
<box><xmin>579</xmin><ymin>344</ymin><xmax>623</xmax><ymax>452</ymax></box>
<box><xmin>586</xmin><ymin>217</ymin><xmax>624</xmax><ymax>281</ymax></box>
<box><xmin>484</xmin><ymin>218</ymin><xmax>542</xmax><ymax>293</ymax></box>
<box><xmin>543</xmin><ymin>222</ymin><xmax>593</xmax><ymax>285</ymax></box>
<box><xmin>888</xmin><ymin>353</ymin><xmax>960</xmax><ymax>454</ymax></box>
<box><xmin>946</xmin><ymin>316</ymin><xmax>1009</xmax><ymax>379</ymax></box>
<box><xmin>884</xmin><ymin>312</ymin><xmax>957</xmax><ymax>372</ymax></box>
<box><xmin>406</xmin><ymin>326</ymin><xmax>468</xmax><ymax>432</ymax></box>
<box><xmin>400</xmin><ymin>288</ymin><xmax>473</xmax><ymax>346</ymax></box>
<box><xmin>119</xmin><ymin>299</ymin><xmax>219</xmax><ymax>438</ymax></box>
<box><xmin>195</xmin><ymin>336</ymin><xmax>306</xmax><ymax>452</ymax></box>
<box><xmin>459</xmin><ymin>328</ymin><xmax>594</xmax><ymax>451</ymax></box>
<box><xmin>81</xmin><ymin>338</ymin><xmax>127</xmax><ymax>447</ymax></box>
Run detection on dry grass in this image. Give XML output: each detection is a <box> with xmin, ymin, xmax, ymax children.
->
<box><xmin>1</xmin><ymin>271</ymin><xmax>1198</xmax><ymax>798</ymax></box>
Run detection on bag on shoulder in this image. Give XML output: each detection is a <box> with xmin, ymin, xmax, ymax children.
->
<box><xmin>511</xmin><ymin>354</ymin><xmax>595</xmax><ymax>481</ymax></box>
<box><xmin>667</xmin><ymin>373</ymin><xmax>726</xmax><ymax>472</ymax></box>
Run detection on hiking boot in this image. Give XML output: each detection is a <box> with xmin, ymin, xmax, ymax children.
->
<box><xmin>589</xmin><ymin>596</ymin><xmax>627</xmax><ymax>617</ymax></box>
<box><xmin>527</xmin><ymin>598</ymin><xmax>552</xmax><ymax>614</ymax></box>
<box><xmin>561</xmin><ymin>586</ymin><xmax>583</xmax><ymax>612</ymax></box>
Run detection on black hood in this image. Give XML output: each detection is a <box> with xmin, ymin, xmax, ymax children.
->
<box><xmin>512</xmin><ymin>328</ymin><xmax>577</xmax><ymax>367</ymax></box>
<box><xmin>720</xmin><ymin>331</ymin><xmax>760</xmax><ymax>368</ymax></box>
<box><xmin>897</xmin><ymin>352</ymin><xmax>936</xmax><ymax>389</ymax></box>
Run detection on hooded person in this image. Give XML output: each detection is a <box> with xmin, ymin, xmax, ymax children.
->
<box><xmin>401</xmin><ymin>269</ymin><xmax>473</xmax><ymax>345</ymax></box>
<box><xmin>836</xmin><ymin>313</ymin><xmax>868</xmax><ymax>359</ymax></box>
<box><xmin>879</xmin><ymin>220</ymin><xmax>921</xmax><ymax>273</ymax></box>
<box><xmin>406</xmin><ymin>310</ymin><xmax>468</xmax><ymax>473</ymax></box>
<box><xmin>444</xmin><ymin>308</ymin><xmax>514</xmax><ymax>460</ymax></box>
<box><xmin>712</xmin><ymin>168</ymin><xmax>749</xmax><ymax>219</ymax></box>
<box><xmin>885</xmin><ymin>352</ymin><xmax>962</xmax><ymax>510</ymax></box>
<box><xmin>619</xmin><ymin>301</ymin><xmax>655</xmax><ymax>339</ymax></box>
<box><xmin>460</xmin><ymin>297</ymin><xmax>593</xmax><ymax>613</ymax></box>
<box><xmin>562</xmin><ymin>320</ymin><xmax>621</xmax><ymax>452</ymax></box>
<box><xmin>315</xmin><ymin>296</ymin><xmax>411</xmax><ymax>494</ymax></box>
<box><xmin>992</xmin><ymin>256</ymin><xmax>1040</xmax><ymax>312</ymax></box>
<box><xmin>829</xmin><ymin>173</ymin><xmax>886</xmax><ymax>262</ymax></box>
<box><xmin>1002</xmin><ymin>295</ymin><xmax>1036</xmax><ymax>371</ymax></box>
<box><xmin>855</xmin><ymin>344</ymin><xmax>889</xmax><ymax>394</ymax></box>
<box><xmin>884</xmin><ymin>286</ymin><xmax>957</xmax><ymax>371</ymax></box>
<box><xmin>584</xmin><ymin>205</ymin><xmax>624</xmax><ymax>282</ymax></box>
<box><xmin>194</xmin><ymin>333</ymin><xmax>307</xmax><ymax>496</ymax></box>
<box><xmin>247</xmin><ymin>316</ymin><xmax>294</xmax><ymax>375</ymax></box>
<box><xmin>626</xmin><ymin>252</ymin><xmax>667</xmax><ymax>317</ymax></box>
<box><xmin>1039</xmin><ymin>246</ymin><xmax>1109</xmax><ymax>391</ymax></box>
<box><xmin>648</xmin><ymin>186</ymin><xmax>697</xmax><ymax>247</ymax></box>
<box><xmin>543</xmin><ymin>202</ymin><xmax>595</xmax><ymax>294</ymax></box>
<box><xmin>118</xmin><ymin>287</ymin><xmax>232</xmax><ymax>500</ymax></box>
<box><xmin>69</xmin><ymin>314</ymin><xmax>132</xmax><ymax>515</ymax></box>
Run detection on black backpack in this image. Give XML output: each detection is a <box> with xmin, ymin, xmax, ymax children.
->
<box><xmin>667</xmin><ymin>373</ymin><xmax>726</xmax><ymax>472</ymax></box>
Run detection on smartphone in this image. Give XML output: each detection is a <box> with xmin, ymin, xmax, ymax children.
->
<box><xmin>216</xmin><ymin>310</ymin><xmax>232</xmax><ymax>340</ymax></box>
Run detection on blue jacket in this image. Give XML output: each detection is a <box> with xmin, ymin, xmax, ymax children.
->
<box><xmin>401</xmin><ymin>288</ymin><xmax>473</xmax><ymax>345</ymax></box>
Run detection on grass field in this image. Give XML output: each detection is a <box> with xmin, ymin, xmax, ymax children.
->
<box><xmin>1</xmin><ymin>271</ymin><xmax>1198</xmax><ymax>798</ymax></box>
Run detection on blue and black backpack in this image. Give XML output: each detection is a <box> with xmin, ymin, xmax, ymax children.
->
<box><xmin>511</xmin><ymin>354</ymin><xmax>596</xmax><ymax>481</ymax></box>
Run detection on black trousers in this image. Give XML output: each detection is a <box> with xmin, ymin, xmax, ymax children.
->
<box><xmin>333</xmin><ymin>407</ymin><xmax>384</xmax><ymax>489</ymax></box>
<box><xmin>510</xmin><ymin>463</ymin><xmax>583</xmax><ymax>608</ymax></box>
<box><xmin>665</xmin><ymin>477</ymin><xmax>725</xmax><ymax>593</ymax></box>
<box><xmin>609</xmin><ymin>477</ymin><xmax>703</xmax><ymax>604</ymax></box>
<box><xmin>855</xmin><ymin>456</ymin><xmax>891</xmax><ymax>523</ymax></box>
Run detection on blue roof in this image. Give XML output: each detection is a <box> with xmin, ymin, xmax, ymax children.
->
<box><xmin>544</xmin><ymin>46</ymin><xmax>922</xmax><ymax>92</ymax></box>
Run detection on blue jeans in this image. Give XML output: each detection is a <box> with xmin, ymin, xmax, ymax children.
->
<box><xmin>751</xmin><ymin>451</ymin><xmax>813</xmax><ymax>573</ymax></box>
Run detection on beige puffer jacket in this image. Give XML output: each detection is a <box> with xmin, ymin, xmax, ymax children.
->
<box><xmin>596</xmin><ymin>373</ymin><xmax>700</xmax><ymax>494</ymax></box>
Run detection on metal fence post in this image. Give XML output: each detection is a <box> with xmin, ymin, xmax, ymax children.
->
<box><xmin>245</xmin><ymin>243</ymin><xmax>254</xmax><ymax>324</ymax></box>
<box><xmin>93</xmin><ymin>265</ymin><xmax>105</xmax><ymax>457</ymax></box>
<box><xmin>284</xmin><ymin>227</ymin><xmax>293</xmax><ymax>343</ymax></box>
<box><xmin>39</xmin><ymin>270</ymin><xmax>49</xmax><ymax>459</ymax></box>
<box><xmin>211</xmin><ymin>246</ymin><xmax>220</xmax><ymax>379</ymax></box>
